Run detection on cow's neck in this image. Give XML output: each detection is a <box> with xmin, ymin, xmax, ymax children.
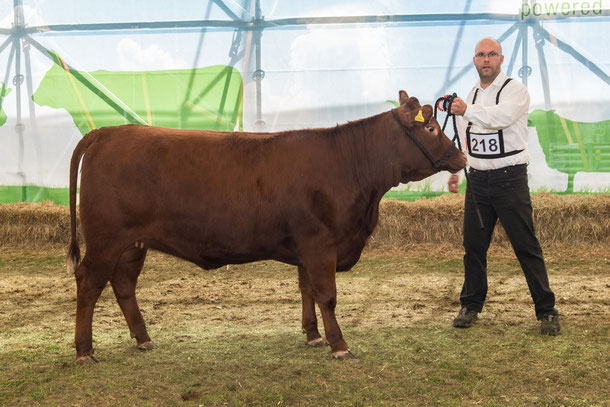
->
<box><xmin>333</xmin><ymin>112</ymin><xmax>402</xmax><ymax>197</ymax></box>
<box><xmin>333</xmin><ymin>112</ymin><xmax>403</xmax><ymax>238</ymax></box>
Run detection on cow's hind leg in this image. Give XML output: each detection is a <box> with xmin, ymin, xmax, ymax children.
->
<box><xmin>298</xmin><ymin>266</ymin><xmax>326</xmax><ymax>347</ymax></box>
<box><xmin>74</xmin><ymin>254</ymin><xmax>114</xmax><ymax>364</ymax></box>
<box><xmin>302</xmin><ymin>255</ymin><xmax>354</xmax><ymax>359</ymax></box>
<box><xmin>111</xmin><ymin>246</ymin><xmax>155</xmax><ymax>351</ymax></box>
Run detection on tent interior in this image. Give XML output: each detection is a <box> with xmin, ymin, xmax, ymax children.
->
<box><xmin>1</xmin><ymin>0</ymin><xmax>609</xmax><ymax>203</ymax></box>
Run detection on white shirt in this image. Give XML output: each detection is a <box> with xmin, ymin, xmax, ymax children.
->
<box><xmin>458</xmin><ymin>71</ymin><xmax>531</xmax><ymax>170</ymax></box>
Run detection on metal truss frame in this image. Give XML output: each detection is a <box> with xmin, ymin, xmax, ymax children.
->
<box><xmin>3</xmin><ymin>0</ymin><xmax>608</xmax><ymax>126</ymax></box>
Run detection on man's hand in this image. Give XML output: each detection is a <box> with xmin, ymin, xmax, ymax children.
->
<box><xmin>448</xmin><ymin>173</ymin><xmax>460</xmax><ymax>193</ymax></box>
<box><xmin>450</xmin><ymin>97</ymin><xmax>467</xmax><ymax>116</ymax></box>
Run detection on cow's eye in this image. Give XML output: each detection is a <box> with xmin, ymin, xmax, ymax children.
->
<box><xmin>427</xmin><ymin>126</ymin><xmax>435</xmax><ymax>133</ymax></box>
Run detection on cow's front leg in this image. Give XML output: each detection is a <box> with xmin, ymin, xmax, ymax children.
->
<box><xmin>298</xmin><ymin>266</ymin><xmax>326</xmax><ymax>347</ymax></box>
<box><xmin>302</xmin><ymin>256</ymin><xmax>354</xmax><ymax>359</ymax></box>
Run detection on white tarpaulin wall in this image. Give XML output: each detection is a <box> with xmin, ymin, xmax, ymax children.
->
<box><xmin>1</xmin><ymin>0</ymin><xmax>609</xmax><ymax>204</ymax></box>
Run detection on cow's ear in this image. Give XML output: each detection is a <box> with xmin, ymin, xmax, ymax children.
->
<box><xmin>399</xmin><ymin>90</ymin><xmax>409</xmax><ymax>106</ymax></box>
<box><xmin>421</xmin><ymin>105</ymin><xmax>433</xmax><ymax>124</ymax></box>
<box><xmin>405</xmin><ymin>105</ymin><xmax>433</xmax><ymax>126</ymax></box>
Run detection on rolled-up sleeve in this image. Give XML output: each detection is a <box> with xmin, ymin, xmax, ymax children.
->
<box><xmin>463</xmin><ymin>84</ymin><xmax>530</xmax><ymax>130</ymax></box>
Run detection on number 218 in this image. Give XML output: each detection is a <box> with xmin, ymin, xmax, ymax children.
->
<box><xmin>472</xmin><ymin>138</ymin><xmax>499</xmax><ymax>152</ymax></box>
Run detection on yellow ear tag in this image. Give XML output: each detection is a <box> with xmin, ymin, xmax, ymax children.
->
<box><xmin>415</xmin><ymin>110</ymin><xmax>425</xmax><ymax>122</ymax></box>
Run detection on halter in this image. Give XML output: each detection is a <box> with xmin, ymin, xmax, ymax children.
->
<box><xmin>391</xmin><ymin>109</ymin><xmax>455</xmax><ymax>171</ymax></box>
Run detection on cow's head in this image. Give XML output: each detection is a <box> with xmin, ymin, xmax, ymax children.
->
<box><xmin>393</xmin><ymin>90</ymin><xmax>466</xmax><ymax>182</ymax></box>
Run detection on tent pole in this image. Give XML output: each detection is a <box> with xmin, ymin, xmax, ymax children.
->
<box><xmin>506</xmin><ymin>28</ymin><xmax>522</xmax><ymax>77</ymax></box>
<box><xmin>253</xmin><ymin>0</ymin><xmax>264</xmax><ymax>129</ymax></box>
<box><xmin>14</xmin><ymin>37</ymin><xmax>26</xmax><ymax>200</ymax></box>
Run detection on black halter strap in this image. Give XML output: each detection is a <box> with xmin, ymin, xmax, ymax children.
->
<box><xmin>391</xmin><ymin>108</ymin><xmax>455</xmax><ymax>171</ymax></box>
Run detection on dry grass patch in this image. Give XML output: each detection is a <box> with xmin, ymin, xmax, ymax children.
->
<box><xmin>1</xmin><ymin>194</ymin><xmax>608</xmax><ymax>249</ymax></box>
<box><xmin>371</xmin><ymin>193</ymin><xmax>609</xmax><ymax>248</ymax></box>
<box><xmin>1</xmin><ymin>246</ymin><xmax>609</xmax><ymax>406</ymax></box>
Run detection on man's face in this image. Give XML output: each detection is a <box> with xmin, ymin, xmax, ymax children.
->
<box><xmin>473</xmin><ymin>39</ymin><xmax>504</xmax><ymax>83</ymax></box>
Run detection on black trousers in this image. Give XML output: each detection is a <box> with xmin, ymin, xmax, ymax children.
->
<box><xmin>460</xmin><ymin>164</ymin><xmax>558</xmax><ymax>319</ymax></box>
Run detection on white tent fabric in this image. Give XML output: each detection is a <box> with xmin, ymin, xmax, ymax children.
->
<box><xmin>1</xmin><ymin>0</ymin><xmax>609</xmax><ymax>203</ymax></box>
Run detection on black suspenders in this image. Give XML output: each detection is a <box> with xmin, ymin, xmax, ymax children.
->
<box><xmin>466</xmin><ymin>78</ymin><xmax>524</xmax><ymax>159</ymax></box>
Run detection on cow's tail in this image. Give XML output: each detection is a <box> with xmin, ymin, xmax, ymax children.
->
<box><xmin>66</xmin><ymin>129</ymin><xmax>99</xmax><ymax>274</ymax></box>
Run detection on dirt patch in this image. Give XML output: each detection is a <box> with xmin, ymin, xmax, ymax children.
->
<box><xmin>1</xmin><ymin>244</ymin><xmax>608</xmax><ymax>350</ymax></box>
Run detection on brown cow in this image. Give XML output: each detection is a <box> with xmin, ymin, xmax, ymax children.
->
<box><xmin>67</xmin><ymin>91</ymin><xmax>466</xmax><ymax>364</ymax></box>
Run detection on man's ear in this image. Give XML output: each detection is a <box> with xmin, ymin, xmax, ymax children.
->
<box><xmin>399</xmin><ymin>90</ymin><xmax>409</xmax><ymax>106</ymax></box>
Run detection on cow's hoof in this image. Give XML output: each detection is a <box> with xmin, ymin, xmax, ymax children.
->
<box><xmin>307</xmin><ymin>337</ymin><xmax>327</xmax><ymax>347</ymax></box>
<box><xmin>137</xmin><ymin>341</ymin><xmax>157</xmax><ymax>351</ymax></box>
<box><xmin>75</xmin><ymin>354</ymin><xmax>100</xmax><ymax>365</ymax></box>
<box><xmin>332</xmin><ymin>349</ymin><xmax>355</xmax><ymax>360</ymax></box>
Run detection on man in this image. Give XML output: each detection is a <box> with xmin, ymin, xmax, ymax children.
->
<box><xmin>448</xmin><ymin>37</ymin><xmax>560</xmax><ymax>335</ymax></box>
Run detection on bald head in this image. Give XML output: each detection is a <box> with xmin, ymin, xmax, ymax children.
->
<box><xmin>475</xmin><ymin>37</ymin><xmax>502</xmax><ymax>55</ymax></box>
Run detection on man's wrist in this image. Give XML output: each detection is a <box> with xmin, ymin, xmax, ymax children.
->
<box><xmin>462</xmin><ymin>104</ymin><xmax>469</xmax><ymax>119</ymax></box>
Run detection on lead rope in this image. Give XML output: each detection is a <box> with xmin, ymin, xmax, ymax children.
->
<box><xmin>434</xmin><ymin>94</ymin><xmax>484</xmax><ymax>230</ymax></box>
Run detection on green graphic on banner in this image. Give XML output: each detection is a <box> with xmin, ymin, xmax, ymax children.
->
<box><xmin>0</xmin><ymin>82</ymin><xmax>11</xmax><ymax>126</ymax></box>
<box><xmin>0</xmin><ymin>54</ymin><xmax>245</xmax><ymax>204</ymax></box>
<box><xmin>32</xmin><ymin>53</ymin><xmax>244</xmax><ymax>135</ymax></box>
<box><xmin>529</xmin><ymin>110</ymin><xmax>610</xmax><ymax>192</ymax></box>
<box><xmin>0</xmin><ymin>186</ymin><xmax>70</xmax><ymax>205</ymax></box>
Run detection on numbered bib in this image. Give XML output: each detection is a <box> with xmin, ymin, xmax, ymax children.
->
<box><xmin>468</xmin><ymin>131</ymin><xmax>503</xmax><ymax>157</ymax></box>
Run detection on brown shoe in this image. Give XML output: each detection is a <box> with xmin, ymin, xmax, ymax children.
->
<box><xmin>540</xmin><ymin>314</ymin><xmax>560</xmax><ymax>335</ymax></box>
<box><xmin>453</xmin><ymin>307</ymin><xmax>478</xmax><ymax>328</ymax></box>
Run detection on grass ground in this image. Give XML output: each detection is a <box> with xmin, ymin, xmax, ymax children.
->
<box><xmin>1</xmin><ymin>244</ymin><xmax>609</xmax><ymax>406</ymax></box>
